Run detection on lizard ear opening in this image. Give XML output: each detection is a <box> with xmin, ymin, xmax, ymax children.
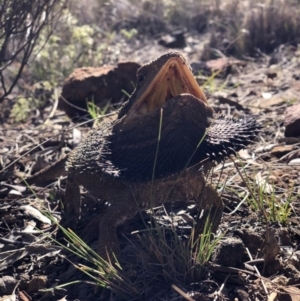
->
<box><xmin>137</xmin><ymin>73</ymin><xmax>145</xmax><ymax>83</ymax></box>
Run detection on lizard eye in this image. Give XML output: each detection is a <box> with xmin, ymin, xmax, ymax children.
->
<box><xmin>137</xmin><ymin>73</ymin><xmax>144</xmax><ymax>83</ymax></box>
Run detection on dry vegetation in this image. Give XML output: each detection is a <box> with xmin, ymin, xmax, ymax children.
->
<box><xmin>0</xmin><ymin>0</ymin><xmax>66</xmax><ymax>100</ymax></box>
<box><xmin>0</xmin><ymin>0</ymin><xmax>300</xmax><ymax>300</ymax></box>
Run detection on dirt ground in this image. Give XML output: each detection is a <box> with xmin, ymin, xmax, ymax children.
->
<box><xmin>1</xmin><ymin>1</ymin><xmax>300</xmax><ymax>300</ymax></box>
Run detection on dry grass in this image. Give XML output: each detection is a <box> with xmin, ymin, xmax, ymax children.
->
<box><xmin>70</xmin><ymin>0</ymin><xmax>300</xmax><ymax>58</ymax></box>
<box><xmin>238</xmin><ymin>0</ymin><xmax>300</xmax><ymax>56</ymax></box>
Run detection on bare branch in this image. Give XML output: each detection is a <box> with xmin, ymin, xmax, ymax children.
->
<box><xmin>0</xmin><ymin>0</ymin><xmax>67</xmax><ymax>101</ymax></box>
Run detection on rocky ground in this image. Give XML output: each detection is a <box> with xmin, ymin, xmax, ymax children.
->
<box><xmin>0</xmin><ymin>2</ymin><xmax>300</xmax><ymax>300</ymax></box>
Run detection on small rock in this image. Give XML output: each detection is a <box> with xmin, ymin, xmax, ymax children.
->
<box><xmin>8</xmin><ymin>189</ymin><xmax>22</xmax><ymax>198</ymax></box>
<box><xmin>212</xmin><ymin>237</ymin><xmax>247</xmax><ymax>267</ymax></box>
<box><xmin>284</xmin><ymin>264</ymin><xmax>300</xmax><ymax>285</ymax></box>
<box><xmin>279</xmin><ymin>228</ymin><xmax>293</xmax><ymax>246</ymax></box>
<box><xmin>289</xmin><ymin>158</ymin><xmax>300</xmax><ymax>165</ymax></box>
<box><xmin>158</xmin><ymin>31</ymin><xmax>186</xmax><ymax>49</ymax></box>
<box><xmin>284</xmin><ymin>103</ymin><xmax>300</xmax><ymax>137</ymax></box>
<box><xmin>234</xmin><ymin>229</ymin><xmax>264</xmax><ymax>253</ymax></box>
<box><xmin>58</xmin><ymin>62</ymin><xmax>140</xmax><ymax>119</ymax></box>
<box><xmin>25</xmin><ymin>275</ymin><xmax>48</xmax><ymax>292</ymax></box>
<box><xmin>72</xmin><ymin>128</ymin><xmax>82</xmax><ymax>146</ymax></box>
<box><xmin>270</xmin><ymin>144</ymin><xmax>295</xmax><ymax>156</ymax></box>
<box><xmin>0</xmin><ymin>276</ymin><xmax>18</xmax><ymax>296</ymax></box>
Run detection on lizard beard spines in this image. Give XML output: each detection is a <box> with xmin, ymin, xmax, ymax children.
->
<box><xmin>199</xmin><ymin>116</ymin><xmax>261</xmax><ymax>162</ymax></box>
<box><xmin>102</xmin><ymin>115</ymin><xmax>261</xmax><ymax>181</ymax></box>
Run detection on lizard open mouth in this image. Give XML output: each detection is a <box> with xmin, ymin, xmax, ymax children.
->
<box><xmin>127</xmin><ymin>55</ymin><xmax>208</xmax><ymax>117</ymax></box>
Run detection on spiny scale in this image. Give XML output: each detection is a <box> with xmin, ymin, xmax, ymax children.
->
<box><xmin>106</xmin><ymin>115</ymin><xmax>261</xmax><ymax>181</ymax></box>
<box><xmin>201</xmin><ymin>116</ymin><xmax>261</xmax><ymax>162</ymax></box>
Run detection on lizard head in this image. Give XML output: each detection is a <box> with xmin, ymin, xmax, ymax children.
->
<box><xmin>118</xmin><ymin>52</ymin><xmax>208</xmax><ymax>120</ymax></box>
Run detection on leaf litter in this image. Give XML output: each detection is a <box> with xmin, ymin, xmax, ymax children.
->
<box><xmin>0</xmin><ymin>28</ymin><xmax>300</xmax><ymax>301</ymax></box>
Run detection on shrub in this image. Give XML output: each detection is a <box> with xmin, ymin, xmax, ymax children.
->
<box><xmin>0</xmin><ymin>0</ymin><xmax>66</xmax><ymax>101</ymax></box>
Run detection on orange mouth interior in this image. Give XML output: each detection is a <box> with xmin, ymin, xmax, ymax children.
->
<box><xmin>127</xmin><ymin>57</ymin><xmax>208</xmax><ymax>117</ymax></box>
